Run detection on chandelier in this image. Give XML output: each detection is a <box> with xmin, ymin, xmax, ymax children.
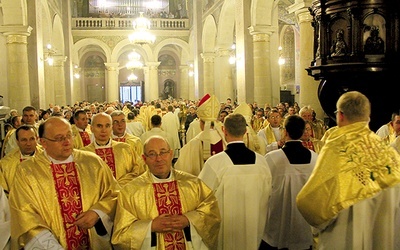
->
<box><xmin>126</xmin><ymin>50</ymin><xmax>143</xmax><ymax>70</ymax></box>
<box><xmin>127</xmin><ymin>73</ymin><xmax>138</xmax><ymax>81</ymax></box>
<box><xmin>129</xmin><ymin>12</ymin><xmax>156</xmax><ymax>45</ymax></box>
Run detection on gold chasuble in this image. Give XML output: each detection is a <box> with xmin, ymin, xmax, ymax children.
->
<box><xmin>114</xmin><ymin>137</ymin><xmax>125</xmax><ymax>142</ymax></box>
<box><xmin>51</xmin><ymin>162</ymin><xmax>89</xmax><ymax>249</ymax></box>
<box><xmin>111</xmin><ymin>170</ymin><xmax>221</xmax><ymax>250</ymax></box>
<box><xmin>153</xmin><ymin>181</ymin><xmax>185</xmax><ymax>249</ymax></box>
<box><xmin>297</xmin><ymin>122</ymin><xmax>400</xmax><ymax>229</ymax></box>
<box><xmin>9</xmin><ymin>149</ymin><xmax>118</xmax><ymax>249</ymax></box>
<box><xmin>263</xmin><ymin>125</ymin><xmax>284</xmax><ymax>144</ymax></box>
<box><xmin>95</xmin><ymin>148</ymin><xmax>117</xmax><ymax>177</ymax></box>
<box><xmin>79</xmin><ymin>131</ymin><xmax>91</xmax><ymax>146</ymax></box>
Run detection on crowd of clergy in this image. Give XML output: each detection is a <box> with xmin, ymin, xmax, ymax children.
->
<box><xmin>1</xmin><ymin>90</ymin><xmax>400</xmax><ymax>249</ymax></box>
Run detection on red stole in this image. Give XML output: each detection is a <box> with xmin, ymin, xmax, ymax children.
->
<box><xmin>79</xmin><ymin>131</ymin><xmax>91</xmax><ymax>146</ymax></box>
<box><xmin>51</xmin><ymin>162</ymin><xmax>90</xmax><ymax>249</ymax></box>
<box><xmin>302</xmin><ymin>140</ymin><xmax>315</xmax><ymax>152</ymax></box>
<box><xmin>153</xmin><ymin>181</ymin><xmax>186</xmax><ymax>250</ymax></box>
<box><xmin>95</xmin><ymin>147</ymin><xmax>116</xmax><ymax>177</ymax></box>
<box><xmin>113</xmin><ymin>137</ymin><xmax>126</xmax><ymax>143</ymax></box>
<box><xmin>211</xmin><ymin>140</ymin><xmax>223</xmax><ymax>157</ymax></box>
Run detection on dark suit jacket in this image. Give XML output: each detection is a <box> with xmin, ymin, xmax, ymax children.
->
<box><xmin>281</xmin><ymin>140</ymin><xmax>312</xmax><ymax>164</ymax></box>
<box><xmin>225</xmin><ymin>142</ymin><xmax>256</xmax><ymax>165</ymax></box>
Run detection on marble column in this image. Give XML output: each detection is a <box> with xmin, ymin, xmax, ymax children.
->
<box><xmin>144</xmin><ymin>62</ymin><xmax>160</xmax><ymax>101</ymax></box>
<box><xmin>188</xmin><ymin>63</ymin><xmax>196</xmax><ymax>101</ymax></box>
<box><xmin>4</xmin><ymin>28</ymin><xmax>32</xmax><ymax>112</ymax></box>
<box><xmin>235</xmin><ymin>0</ymin><xmax>253</xmax><ymax>104</ymax></box>
<box><xmin>44</xmin><ymin>62</ymin><xmax>55</xmax><ymax>107</ymax></box>
<box><xmin>179</xmin><ymin>65</ymin><xmax>189</xmax><ymax>99</ymax></box>
<box><xmin>249</xmin><ymin>29</ymin><xmax>274</xmax><ymax>106</ymax></box>
<box><xmin>53</xmin><ymin>55</ymin><xmax>67</xmax><ymax>106</ymax></box>
<box><xmin>104</xmin><ymin>63</ymin><xmax>120</xmax><ymax>102</ymax></box>
<box><xmin>200</xmin><ymin>52</ymin><xmax>215</xmax><ymax>95</ymax></box>
<box><xmin>289</xmin><ymin>1</ymin><xmax>324</xmax><ymax>118</ymax></box>
<box><xmin>72</xmin><ymin>67</ymin><xmax>82</xmax><ymax>103</ymax></box>
<box><xmin>215</xmin><ymin>48</ymin><xmax>234</xmax><ymax>102</ymax></box>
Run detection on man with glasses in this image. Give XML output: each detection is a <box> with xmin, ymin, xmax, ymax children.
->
<box><xmin>257</xmin><ymin>108</ymin><xmax>285</xmax><ymax>153</ymax></box>
<box><xmin>110</xmin><ymin>110</ymin><xmax>145</xmax><ymax>169</ymax></box>
<box><xmin>112</xmin><ymin>135</ymin><xmax>221</xmax><ymax>249</ymax></box>
<box><xmin>0</xmin><ymin>125</ymin><xmax>42</xmax><ymax>196</ymax></box>
<box><xmin>9</xmin><ymin>117</ymin><xmax>119</xmax><ymax>249</ymax></box>
<box><xmin>297</xmin><ymin>91</ymin><xmax>400</xmax><ymax>249</ymax></box>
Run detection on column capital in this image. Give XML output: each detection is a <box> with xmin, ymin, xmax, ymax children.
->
<box><xmin>1</xmin><ymin>25</ymin><xmax>32</xmax><ymax>36</ymax></box>
<box><xmin>288</xmin><ymin>0</ymin><xmax>313</xmax><ymax>24</ymax></box>
<box><xmin>104</xmin><ymin>62</ymin><xmax>119</xmax><ymax>71</ymax></box>
<box><xmin>253</xmin><ymin>33</ymin><xmax>271</xmax><ymax>43</ymax></box>
<box><xmin>248</xmin><ymin>25</ymin><xmax>276</xmax><ymax>36</ymax></box>
<box><xmin>287</xmin><ymin>0</ymin><xmax>312</xmax><ymax>14</ymax></box>
<box><xmin>200</xmin><ymin>52</ymin><xmax>215</xmax><ymax>63</ymax></box>
<box><xmin>215</xmin><ymin>48</ymin><xmax>231</xmax><ymax>57</ymax></box>
<box><xmin>146</xmin><ymin>61</ymin><xmax>161</xmax><ymax>70</ymax></box>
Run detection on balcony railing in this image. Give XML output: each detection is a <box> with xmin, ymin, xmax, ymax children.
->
<box><xmin>72</xmin><ymin>17</ymin><xmax>189</xmax><ymax>30</ymax></box>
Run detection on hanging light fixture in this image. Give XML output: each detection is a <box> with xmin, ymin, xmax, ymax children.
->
<box><xmin>125</xmin><ymin>50</ymin><xmax>143</xmax><ymax>70</ymax></box>
<box><xmin>128</xmin><ymin>12</ymin><xmax>156</xmax><ymax>46</ymax></box>
<box><xmin>44</xmin><ymin>44</ymin><xmax>56</xmax><ymax>66</ymax></box>
<box><xmin>127</xmin><ymin>73</ymin><xmax>138</xmax><ymax>81</ymax></box>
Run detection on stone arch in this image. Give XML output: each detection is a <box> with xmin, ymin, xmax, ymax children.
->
<box><xmin>1</xmin><ymin>0</ymin><xmax>27</xmax><ymax>25</ymax></box>
<box><xmin>202</xmin><ymin>15</ymin><xmax>217</xmax><ymax>52</ymax></box>
<box><xmin>112</xmin><ymin>39</ymin><xmax>154</xmax><ymax>63</ymax></box>
<box><xmin>153</xmin><ymin>38</ymin><xmax>190</xmax><ymax>63</ymax></box>
<box><xmin>279</xmin><ymin>25</ymin><xmax>296</xmax><ymax>88</ymax></box>
<box><xmin>251</xmin><ymin>0</ymin><xmax>276</xmax><ymax>26</ymax></box>
<box><xmin>52</xmin><ymin>15</ymin><xmax>65</xmax><ymax>55</ymax></box>
<box><xmin>72</xmin><ymin>38</ymin><xmax>111</xmax><ymax>65</ymax></box>
<box><xmin>216</xmin><ymin>1</ymin><xmax>235</xmax><ymax>49</ymax></box>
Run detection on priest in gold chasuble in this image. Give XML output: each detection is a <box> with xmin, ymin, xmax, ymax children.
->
<box><xmin>112</xmin><ymin>136</ymin><xmax>220</xmax><ymax>250</ymax></box>
<box><xmin>9</xmin><ymin>117</ymin><xmax>119</xmax><ymax>249</ymax></box>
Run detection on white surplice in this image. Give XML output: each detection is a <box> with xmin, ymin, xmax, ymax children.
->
<box><xmin>263</xmin><ymin>149</ymin><xmax>317</xmax><ymax>249</ymax></box>
<box><xmin>199</xmin><ymin>152</ymin><xmax>272</xmax><ymax>250</ymax></box>
<box><xmin>318</xmin><ymin>184</ymin><xmax>400</xmax><ymax>249</ymax></box>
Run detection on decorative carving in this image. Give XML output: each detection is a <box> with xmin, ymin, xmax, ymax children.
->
<box><xmin>158</xmin><ymin>69</ymin><xmax>176</xmax><ymax>76</ymax></box>
<box><xmin>364</xmin><ymin>26</ymin><xmax>384</xmax><ymax>54</ymax></box>
<box><xmin>330</xmin><ymin>29</ymin><xmax>347</xmax><ymax>56</ymax></box>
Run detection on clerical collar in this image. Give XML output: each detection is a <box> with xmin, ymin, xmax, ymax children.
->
<box><xmin>77</xmin><ymin>127</ymin><xmax>86</xmax><ymax>132</ymax></box>
<box><xmin>45</xmin><ymin>151</ymin><xmax>74</xmax><ymax>164</ymax></box>
<box><xmin>112</xmin><ymin>132</ymin><xmax>126</xmax><ymax>139</ymax></box>
<box><xmin>152</xmin><ymin>171</ymin><xmax>173</xmax><ymax>183</ymax></box>
<box><xmin>20</xmin><ymin>151</ymin><xmax>35</xmax><ymax>157</ymax></box>
<box><xmin>95</xmin><ymin>139</ymin><xmax>111</xmax><ymax>148</ymax></box>
<box><xmin>227</xmin><ymin>141</ymin><xmax>244</xmax><ymax>145</ymax></box>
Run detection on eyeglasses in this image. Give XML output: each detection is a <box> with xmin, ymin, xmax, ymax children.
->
<box><xmin>269</xmin><ymin>115</ymin><xmax>281</xmax><ymax>119</ymax></box>
<box><xmin>144</xmin><ymin>150</ymin><xmax>171</xmax><ymax>160</ymax></box>
<box><xmin>42</xmin><ymin>134</ymin><xmax>74</xmax><ymax>143</ymax></box>
<box><xmin>334</xmin><ymin>110</ymin><xmax>343</xmax><ymax>115</ymax></box>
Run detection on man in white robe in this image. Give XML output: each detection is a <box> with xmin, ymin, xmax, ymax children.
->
<box><xmin>261</xmin><ymin>115</ymin><xmax>317</xmax><ymax>249</ymax></box>
<box><xmin>0</xmin><ymin>185</ymin><xmax>10</xmax><ymax>249</ymax></box>
<box><xmin>161</xmin><ymin>105</ymin><xmax>181</xmax><ymax>158</ymax></box>
<box><xmin>199</xmin><ymin>113</ymin><xmax>272</xmax><ymax>250</ymax></box>
<box><xmin>257</xmin><ymin>108</ymin><xmax>285</xmax><ymax>153</ymax></box>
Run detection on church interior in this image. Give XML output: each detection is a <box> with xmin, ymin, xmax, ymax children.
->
<box><xmin>0</xmin><ymin>0</ymin><xmax>399</xmax><ymax>132</ymax></box>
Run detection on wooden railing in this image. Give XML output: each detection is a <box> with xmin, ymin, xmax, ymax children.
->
<box><xmin>71</xmin><ymin>17</ymin><xmax>189</xmax><ymax>30</ymax></box>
